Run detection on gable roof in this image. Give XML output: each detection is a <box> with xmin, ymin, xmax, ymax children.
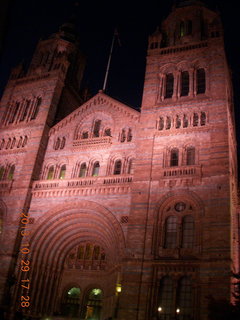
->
<box><xmin>50</xmin><ymin>90</ymin><xmax>140</xmax><ymax>136</ymax></box>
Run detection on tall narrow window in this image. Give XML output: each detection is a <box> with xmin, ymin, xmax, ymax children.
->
<box><xmin>176</xmin><ymin>277</ymin><xmax>193</xmax><ymax>318</ymax></box>
<box><xmin>92</xmin><ymin>162</ymin><xmax>100</xmax><ymax>176</ymax></box>
<box><xmin>180</xmin><ymin>21</ymin><xmax>185</xmax><ymax>37</ymax></box>
<box><xmin>175</xmin><ymin>115</ymin><xmax>181</xmax><ymax>129</ymax></box>
<box><xmin>120</xmin><ymin>129</ymin><xmax>126</xmax><ymax>142</ymax></box>
<box><xmin>166</xmin><ymin>117</ymin><xmax>171</xmax><ymax>130</ymax></box>
<box><xmin>183</xmin><ymin>114</ymin><xmax>188</xmax><ymax>128</ymax></box>
<box><xmin>55</xmin><ymin>138</ymin><xmax>60</xmax><ymax>150</ymax></box>
<box><xmin>170</xmin><ymin>149</ymin><xmax>179</xmax><ymax>167</ymax></box>
<box><xmin>193</xmin><ymin>113</ymin><xmax>198</xmax><ymax>126</ymax></box>
<box><xmin>7</xmin><ymin>165</ymin><xmax>15</xmax><ymax>180</ymax></box>
<box><xmin>127</xmin><ymin>128</ymin><xmax>133</xmax><ymax>142</ymax></box>
<box><xmin>158</xmin><ymin>117</ymin><xmax>164</xmax><ymax>131</ymax></box>
<box><xmin>186</xmin><ymin>147</ymin><xmax>195</xmax><ymax>165</ymax></box>
<box><xmin>164</xmin><ymin>216</ymin><xmax>177</xmax><ymax>248</ymax></box>
<box><xmin>114</xmin><ymin>160</ymin><xmax>122</xmax><ymax>175</ymax></box>
<box><xmin>0</xmin><ymin>166</ymin><xmax>5</xmax><ymax>180</ymax></box>
<box><xmin>20</xmin><ymin>100</ymin><xmax>30</xmax><ymax>122</ymax></box>
<box><xmin>196</xmin><ymin>68</ymin><xmax>206</xmax><ymax>94</ymax></box>
<box><xmin>79</xmin><ymin>163</ymin><xmax>87</xmax><ymax>178</ymax></box>
<box><xmin>10</xmin><ymin>138</ymin><xmax>16</xmax><ymax>149</ymax></box>
<box><xmin>200</xmin><ymin>112</ymin><xmax>206</xmax><ymax>126</ymax></box>
<box><xmin>180</xmin><ymin>71</ymin><xmax>189</xmax><ymax>96</ymax></box>
<box><xmin>158</xmin><ymin>277</ymin><xmax>174</xmax><ymax>318</ymax></box>
<box><xmin>47</xmin><ymin>166</ymin><xmax>54</xmax><ymax>180</ymax></box>
<box><xmin>6</xmin><ymin>138</ymin><xmax>11</xmax><ymax>149</ymax></box>
<box><xmin>17</xmin><ymin>137</ymin><xmax>23</xmax><ymax>148</ymax></box>
<box><xmin>165</xmin><ymin>73</ymin><xmax>174</xmax><ymax>99</ymax></box>
<box><xmin>60</xmin><ymin>137</ymin><xmax>66</xmax><ymax>149</ymax></box>
<box><xmin>128</xmin><ymin>159</ymin><xmax>133</xmax><ymax>174</ymax></box>
<box><xmin>93</xmin><ymin>120</ymin><xmax>101</xmax><ymax>137</ymax></box>
<box><xmin>22</xmin><ymin>136</ymin><xmax>28</xmax><ymax>147</ymax></box>
<box><xmin>0</xmin><ymin>139</ymin><xmax>5</xmax><ymax>150</ymax></box>
<box><xmin>9</xmin><ymin>102</ymin><xmax>20</xmax><ymax>124</ymax></box>
<box><xmin>31</xmin><ymin>97</ymin><xmax>42</xmax><ymax>120</ymax></box>
<box><xmin>59</xmin><ymin>165</ymin><xmax>66</xmax><ymax>179</ymax></box>
<box><xmin>182</xmin><ymin>215</ymin><xmax>195</xmax><ymax>248</ymax></box>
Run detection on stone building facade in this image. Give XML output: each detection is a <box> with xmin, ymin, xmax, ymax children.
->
<box><xmin>0</xmin><ymin>1</ymin><xmax>239</xmax><ymax>319</ymax></box>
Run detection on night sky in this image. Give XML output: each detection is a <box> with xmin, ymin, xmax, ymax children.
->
<box><xmin>0</xmin><ymin>0</ymin><xmax>240</xmax><ymax>152</ymax></box>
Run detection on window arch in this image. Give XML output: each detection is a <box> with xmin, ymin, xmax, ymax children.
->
<box><xmin>79</xmin><ymin>163</ymin><xmax>87</xmax><ymax>178</ymax></box>
<box><xmin>59</xmin><ymin>165</ymin><xmax>66</xmax><ymax>179</ymax></box>
<box><xmin>61</xmin><ymin>287</ymin><xmax>81</xmax><ymax>318</ymax></box>
<box><xmin>164</xmin><ymin>216</ymin><xmax>177</xmax><ymax>248</ymax></box>
<box><xmin>196</xmin><ymin>68</ymin><xmax>206</xmax><ymax>94</ymax></box>
<box><xmin>158</xmin><ymin>117</ymin><xmax>164</xmax><ymax>131</ymax></box>
<box><xmin>113</xmin><ymin>160</ymin><xmax>122</xmax><ymax>175</ymax></box>
<box><xmin>182</xmin><ymin>215</ymin><xmax>195</xmax><ymax>248</ymax></box>
<box><xmin>47</xmin><ymin>166</ymin><xmax>54</xmax><ymax>180</ymax></box>
<box><xmin>92</xmin><ymin>162</ymin><xmax>100</xmax><ymax>176</ymax></box>
<box><xmin>170</xmin><ymin>148</ymin><xmax>179</xmax><ymax>167</ymax></box>
<box><xmin>165</xmin><ymin>73</ymin><xmax>174</xmax><ymax>98</ymax></box>
<box><xmin>127</xmin><ymin>159</ymin><xmax>133</xmax><ymax>174</ymax></box>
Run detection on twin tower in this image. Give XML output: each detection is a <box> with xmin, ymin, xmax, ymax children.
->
<box><xmin>0</xmin><ymin>1</ymin><xmax>239</xmax><ymax>320</ymax></box>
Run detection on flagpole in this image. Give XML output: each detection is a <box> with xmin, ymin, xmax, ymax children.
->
<box><xmin>103</xmin><ymin>29</ymin><xmax>117</xmax><ymax>92</ymax></box>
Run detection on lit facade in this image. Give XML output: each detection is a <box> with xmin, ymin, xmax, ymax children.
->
<box><xmin>0</xmin><ymin>1</ymin><xmax>239</xmax><ymax>320</ymax></box>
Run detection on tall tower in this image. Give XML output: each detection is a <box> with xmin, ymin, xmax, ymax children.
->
<box><xmin>120</xmin><ymin>1</ymin><xmax>238</xmax><ymax>319</ymax></box>
<box><xmin>0</xmin><ymin>21</ymin><xmax>85</xmax><ymax>315</ymax></box>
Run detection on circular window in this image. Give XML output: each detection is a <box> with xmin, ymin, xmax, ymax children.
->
<box><xmin>174</xmin><ymin>202</ymin><xmax>186</xmax><ymax>212</ymax></box>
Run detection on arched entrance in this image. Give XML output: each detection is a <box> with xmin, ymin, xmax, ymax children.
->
<box><xmin>84</xmin><ymin>288</ymin><xmax>103</xmax><ymax>320</ymax></box>
<box><xmin>61</xmin><ymin>287</ymin><xmax>81</xmax><ymax>318</ymax></box>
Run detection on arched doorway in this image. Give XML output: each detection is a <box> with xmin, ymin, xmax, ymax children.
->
<box><xmin>61</xmin><ymin>287</ymin><xmax>81</xmax><ymax>318</ymax></box>
<box><xmin>84</xmin><ymin>288</ymin><xmax>103</xmax><ymax>320</ymax></box>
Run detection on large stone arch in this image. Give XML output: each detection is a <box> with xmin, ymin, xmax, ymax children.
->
<box><xmin>28</xmin><ymin>200</ymin><xmax>125</xmax><ymax>316</ymax></box>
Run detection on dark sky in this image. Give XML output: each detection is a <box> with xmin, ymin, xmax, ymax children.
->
<box><xmin>0</xmin><ymin>0</ymin><xmax>239</xmax><ymax>121</ymax></box>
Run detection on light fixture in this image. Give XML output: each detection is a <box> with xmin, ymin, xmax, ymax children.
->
<box><xmin>158</xmin><ymin>306</ymin><xmax>162</xmax><ymax>312</ymax></box>
<box><xmin>176</xmin><ymin>308</ymin><xmax>180</xmax><ymax>314</ymax></box>
<box><xmin>116</xmin><ymin>283</ymin><xmax>122</xmax><ymax>293</ymax></box>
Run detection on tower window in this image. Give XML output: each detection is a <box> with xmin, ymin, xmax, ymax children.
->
<box><xmin>92</xmin><ymin>162</ymin><xmax>100</xmax><ymax>176</ymax></box>
<box><xmin>166</xmin><ymin>117</ymin><xmax>171</xmax><ymax>130</ymax></box>
<box><xmin>113</xmin><ymin>160</ymin><xmax>122</xmax><ymax>175</ymax></box>
<box><xmin>193</xmin><ymin>113</ymin><xmax>199</xmax><ymax>127</ymax></box>
<box><xmin>186</xmin><ymin>147</ymin><xmax>195</xmax><ymax>165</ymax></box>
<box><xmin>170</xmin><ymin>148</ymin><xmax>179</xmax><ymax>167</ymax></box>
<box><xmin>180</xmin><ymin>71</ymin><xmax>189</xmax><ymax>96</ymax></box>
<box><xmin>9</xmin><ymin>102</ymin><xmax>20</xmax><ymax>124</ymax></box>
<box><xmin>60</xmin><ymin>137</ymin><xmax>66</xmax><ymax>149</ymax></box>
<box><xmin>47</xmin><ymin>166</ymin><xmax>54</xmax><ymax>180</ymax></box>
<box><xmin>120</xmin><ymin>129</ymin><xmax>126</xmax><ymax>142</ymax></box>
<box><xmin>175</xmin><ymin>115</ymin><xmax>181</xmax><ymax>129</ymax></box>
<box><xmin>59</xmin><ymin>165</ymin><xmax>66</xmax><ymax>179</ymax></box>
<box><xmin>196</xmin><ymin>68</ymin><xmax>206</xmax><ymax>94</ymax></box>
<box><xmin>31</xmin><ymin>97</ymin><xmax>42</xmax><ymax>120</ymax></box>
<box><xmin>79</xmin><ymin>163</ymin><xmax>87</xmax><ymax>178</ymax></box>
<box><xmin>128</xmin><ymin>159</ymin><xmax>133</xmax><ymax>174</ymax></box>
<box><xmin>200</xmin><ymin>112</ymin><xmax>206</xmax><ymax>126</ymax></box>
<box><xmin>165</xmin><ymin>73</ymin><xmax>174</xmax><ymax>99</ymax></box>
<box><xmin>93</xmin><ymin>120</ymin><xmax>101</xmax><ymax>137</ymax></box>
<box><xmin>127</xmin><ymin>128</ymin><xmax>133</xmax><ymax>142</ymax></box>
<box><xmin>158</xmin><ymin>117</ymin><xmax>164</xmax><ymax>131</ymax></box>
<box><xmin>183</xmin><ymin>114</ymin><xmax>188</xmax><ymax>128</ymax></box>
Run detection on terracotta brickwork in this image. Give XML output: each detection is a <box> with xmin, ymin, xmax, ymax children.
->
<box><xmin>0</xmin><ymin>2</ymin><xmax>239</xmax><ymax>320</ymax></box>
